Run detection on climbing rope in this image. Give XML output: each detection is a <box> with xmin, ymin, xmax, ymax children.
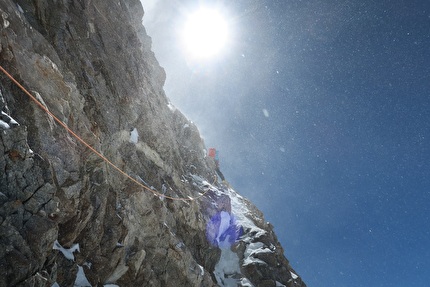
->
<box><xmin>0</xmin><ymin>65</ymin><xmax>213</xmax><ymax>201</ymax></box>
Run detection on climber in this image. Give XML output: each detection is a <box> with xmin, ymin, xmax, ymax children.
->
<box><xmin>208</xmin><ymin>148</ymin><xmax>226</xmax><ymax>182</ymax></box>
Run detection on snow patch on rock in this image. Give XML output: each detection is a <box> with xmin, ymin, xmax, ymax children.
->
<box><xmin>74</xmin><ymin>265</ymin><xmax>91</xmax><ymax>287</ymax></box>
<box><xmin>290</xmin><ymin>271</ymin><xmax>299</xmax><ymax>279</ymax></box>
<box><xmin>0</xmin><ymin>111</ymin><xmax>19</xmax><ymax>129</ymax></box>
<box><xmin>167</xmin><ymin>102</ymin><xmax>176</xmax><ymax>112</ymax></box>
<box><xmin>52</xmin><ymin>240</ymin><xmax>80</xmax><ymax>261</ymax></box>
<box><xmin>129</xmin><ymin>127</ymin><xmax>138</xmax><ymax>143</ymax></box>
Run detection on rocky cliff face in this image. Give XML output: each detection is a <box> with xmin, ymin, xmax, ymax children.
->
<box><xmin>0</xmin><ymin>1</ymin><xmax>306</xmax><ymax>286</ymax></box>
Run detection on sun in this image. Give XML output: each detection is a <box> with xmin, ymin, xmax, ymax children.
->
<box><xmin>181</xmin><ymin>7</ymin><xmax>229</xmax><ymax>60</ymax></box>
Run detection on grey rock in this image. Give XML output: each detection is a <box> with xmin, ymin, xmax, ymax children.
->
<box><xmin>0</xmin><ymin>0</ymin><xmax>306</xmax><ymax>286</ymax></box>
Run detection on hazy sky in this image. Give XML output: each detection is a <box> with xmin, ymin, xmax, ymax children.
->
<box><xmin>140</xmin><ymin>1</ymin><xmax>430</xmax><ymax>286</ymax></box>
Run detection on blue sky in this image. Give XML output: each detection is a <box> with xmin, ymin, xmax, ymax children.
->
<box><xmin>141</xmin><ymin>0</ymin><xmax>430</xmax><ymax>286</ymax></box>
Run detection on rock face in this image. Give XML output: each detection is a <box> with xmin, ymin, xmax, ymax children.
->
<box><xmin>0</xmin><ymin>1</ymin><xmax>306</xmax><ymax>286</ymax></box>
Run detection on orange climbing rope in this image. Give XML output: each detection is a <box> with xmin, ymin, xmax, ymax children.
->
<box><xmin>0</xmin><ymin>65</ymin><xmax>212</xmax><ymax>201</ymax></box>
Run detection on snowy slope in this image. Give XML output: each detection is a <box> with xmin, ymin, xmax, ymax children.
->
<box><xmin>191</xmin><ymin>175</ymin><xmax>304</xmax><ymax>287</ymax></box>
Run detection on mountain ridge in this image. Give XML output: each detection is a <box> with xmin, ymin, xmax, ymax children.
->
<box><xmin>0</xmin><ymin>0</ymin><xmax>306</xmax><ymax>286</ymax></box>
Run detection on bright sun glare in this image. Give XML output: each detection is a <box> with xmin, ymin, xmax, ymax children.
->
<box><xmin>182</xmin><ymin>8</ymin><xmax>229</xmax><ymax>60</ymax></box>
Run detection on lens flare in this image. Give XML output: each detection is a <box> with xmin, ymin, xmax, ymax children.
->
<box><xmin>206</xmin><ymin>211</ymin><xmax>243</xmax><ymax>248</ymax></box>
